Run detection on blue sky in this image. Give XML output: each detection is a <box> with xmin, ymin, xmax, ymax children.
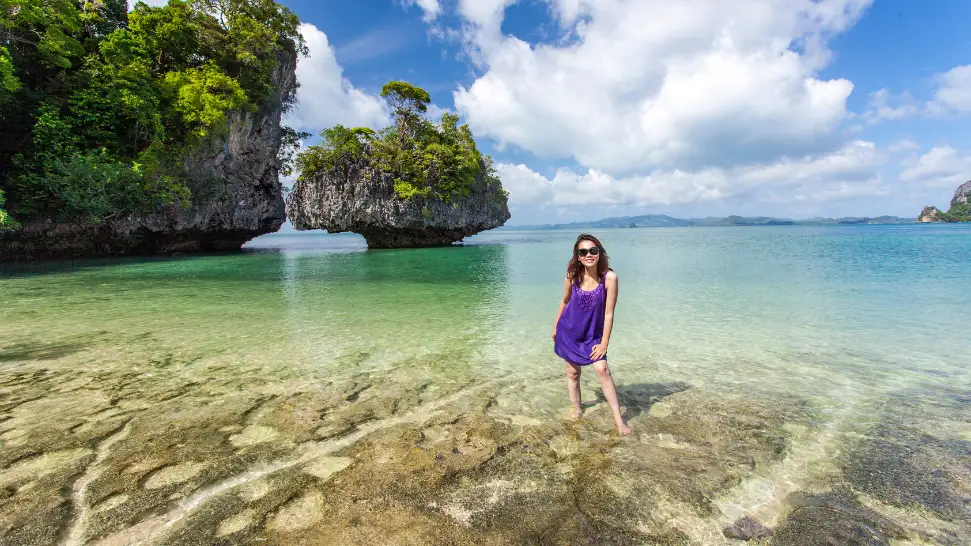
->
<box><xmin>262</xmin><ymin>0</ymin><xmax>971</xmax><ymax>224</ymax></box>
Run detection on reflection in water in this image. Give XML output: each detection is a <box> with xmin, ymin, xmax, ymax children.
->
<box><xmin>278</xmin><ymin>244</ymin><xmax>511</xmax><ymax>384</ymax></box>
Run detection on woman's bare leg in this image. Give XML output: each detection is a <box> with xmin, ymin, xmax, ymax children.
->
<box><xmin>566</xmin><ymin>363</ymin><xmax>583</xmax><ymax>419</ymax></box>
<box><xmin>592</xmin><ymin>360</ymin><xmax>632</xmax><ymax>436</ymax></box>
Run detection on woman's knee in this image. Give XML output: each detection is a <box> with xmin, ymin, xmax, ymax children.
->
<box><xmin>593</xmin><ymin>360</ymin><xmax>610</xmax><ymax>378</ymax></box>
<box><xmin>565</xmin><ymin>364</ymin><xmax>581</xmax><ymax>380</ymax></box>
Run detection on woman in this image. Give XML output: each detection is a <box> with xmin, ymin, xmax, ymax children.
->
<box><xmin>552</xmin><ymin>234</ymin><xmax>632</xmax><ymax>436</ymax></box>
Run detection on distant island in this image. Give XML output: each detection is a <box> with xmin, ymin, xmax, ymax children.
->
<box><xmin>918</xmin><ymin>181</ymin><xmax>971</xmax><ymax>223</ymax></box>
<box><xmin>506</xmin><ymin>214</ymin><xmax>915</xmax><ymax>230</ymax></box>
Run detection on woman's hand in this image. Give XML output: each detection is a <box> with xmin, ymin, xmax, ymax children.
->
<box><xmin>589</xmin><ymin>343</ymin><xmax>607</xmax><ymax>361</ymax></box>
<box><xmin>551</xmin><ymin>327</ymin><xmax>557</xmax><ymax>342</ymax></box>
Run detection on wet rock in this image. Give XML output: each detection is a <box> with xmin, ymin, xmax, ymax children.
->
<box><xmin>0</xmin><ymin>360</ymin><xmax>818</xmax><ymax>545</ymax></box>
<box><xmin>723</xmin><ymin>516</ymin><xmax>773</xmax><ymax>541</ymax></box>
<box><xmin>771</xmin><ymin>489</ymin><xmax>907</xmax><ymax>546</ymax></box>
<box><xmin>842</xmin><ymin>425</ymin><xmax>971</xmax><ymax>524</ymax></box>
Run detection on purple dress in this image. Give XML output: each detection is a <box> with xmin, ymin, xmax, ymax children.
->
<box><xmin>554</xmin><ymin>274</ymin><xmax>607</xmax><ymax>366</ymax></box>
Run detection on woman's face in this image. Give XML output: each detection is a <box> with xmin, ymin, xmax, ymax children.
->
<box><xmin>576</xmin><ymin>240</ymin><xmax>600</xmax><ymax>268</ymax></box>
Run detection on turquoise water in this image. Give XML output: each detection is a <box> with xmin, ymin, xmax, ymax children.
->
<box><xmin>3</xmin><ymin>224</ymin><xmax>969</xmax><ymax>441</ymax></box>
<box><xmin>1</xmin><ymin>224</ymin><xmax>969</xmax><ymax>544</ymax></box>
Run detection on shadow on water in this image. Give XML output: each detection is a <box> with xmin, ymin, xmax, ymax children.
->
<box><xmin>281</xmin><ymin>243</ymin><xmax>510</xmax><ymax>286</ymax></box>
<box><xmin>0</xmin><ymin>332</ymin><xmax>109</xmax><ymax>362</ymax></box>
<box><xmin>590</xmin><ymin>381</ymin><xmax>692</xmax><ymax>419</ymax></box>
<box><xmin>0</xmin><ymin>251</ymin><xmax>245</xmax><ymax>279</ymax></box>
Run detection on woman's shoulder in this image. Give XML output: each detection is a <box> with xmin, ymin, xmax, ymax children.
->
<box><xmin>604</xmin><ymin>269</ymin><xmax>618</xmax><ymax>281</ymax></box>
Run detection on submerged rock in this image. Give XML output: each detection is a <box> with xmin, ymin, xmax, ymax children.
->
<box><xmin>285</xmin><ymin>155</ymin><xmax>510</xmax><ymax>248</ymax></box>
<box><xmin>723</xmin><ymin>516</ymin><xmax>773</xmax><ymax>541</ymax></box>
<box><xmin>842</xmin><ymin>424</ymin><xmax>971</xmax><ymax>526</ymax></box>
<box><xmin>771</xmin><ymin>489</ymin><xmax>907</xmax><ymax>546</ymax></box>
<box><xmin>0</xmin><ymin>52</ymin><xmax>296</xmax><ymax>261</ymax></box>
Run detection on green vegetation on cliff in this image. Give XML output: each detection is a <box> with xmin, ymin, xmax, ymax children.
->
<box><xmin>0</xmin><ymin>0</ymin><xmax>304</xmax><ymax>228</ymax></box>
<box><xmin>296</xmin><ymin>81</ymin><xmax>508</xmax><ymax>204</ymax></box>
<box><xmin>938</xmin><ymin>202</ymin><xmax>970</xmax><ymax>222</ymax></box>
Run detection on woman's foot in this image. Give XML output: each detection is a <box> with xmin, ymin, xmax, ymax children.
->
<box><xmin>569</xmin><ymin>406</ymin><xmax>583</xmax><ymax>420</ymax></box>
<box><xmin>617</xmin><ymin>422</ymin><xmax>632</xmax><ymax>436</ymax></box>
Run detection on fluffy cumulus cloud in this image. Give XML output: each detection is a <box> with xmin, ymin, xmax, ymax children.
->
<box><xmin>499</xmin><ymin>141</ymin><xmax>885</xmax><ymax>208</ymax></box>
<box><xmin>899</xmin><ymin>146</ymin><xmax>971</xmax><ymax>188</ymax></box>
<box><xmin>285</xmin><ymin>24</ymin><xmax>390</xmax><ymax>135</ymax></box>
<box><xmin>449</xmin><ymin>0</ymin><xmax>872</xmax><ymax>174</ymax></box>
<box><xmin>861</xmin><ymin>89</ymin><xmax>920</xmax><ymax>124</ymax></box>
<box><xmin>863</xmin><ymin>64</ymin><xmax>971</xmax><ymax>121</ymax></box>
<box><xmin>928</xmin><ymin>65</ymin><xmax>971</xmax><ymax>115</ymax></box>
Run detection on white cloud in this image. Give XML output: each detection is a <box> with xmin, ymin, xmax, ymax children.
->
<box><xmin>286</xmin><ymin>24</ymin><xmax>390</xmax><ymax>135</ymax></box>
<box><xmin>499</xmin><ymin>141</ymin><xmax>885</xmax><ymax>208</ymax></box>
<box><xmin>401</xmin><ymin>0</ymin><xmax>442</xmax><ymax>22</ymax></box>
<box><xmin>459</xmin><ymin>0</ymin><xmax>518</xmax><ymax>30</ymax></box>
<box><xmin>862</xmin><ymin>88</ymin><xmax>920</xmax><ymax>123</ymax></box>
<box><xmin>928</xmin><ymin>64</ymin><xmax>971</xmax><ymax>115</ymax></box>
<box><xmin>860</xmin><ymin>64</ymin><xmax>971</xmax><ymax>122</ymax></box>
<box><xmin>425</xmin><ymin>103</ymin><xmax>456</xmax><ymax>122</ymax></box>
<box><xmin>446</xmin><ymin>0</ymin><xmax>872</xmax><ymax>174</ymax></box>
<box><xmin>899</xmin><ymin>146</ymin><xmax>971</xmax><ymax>188</ymax></box>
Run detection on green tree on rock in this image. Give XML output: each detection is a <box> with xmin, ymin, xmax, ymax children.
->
<box><xmin>296</xmin><ymin>81</ymin><xmax>507</xmax><ymax>205</ymax></box>
<box><xmin>0</xmin><ymin>0</ymin><xmax>305</xmax><ymax>226</ymax></box>
<box><xmin>380</xmin><ymin>80</ymin><xmax>429</xmax><ymax>142</ymax></box>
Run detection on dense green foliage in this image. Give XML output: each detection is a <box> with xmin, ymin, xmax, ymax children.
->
<box><xmin>940</xmin><ymin>202</ymin><xmax>971</xmax><ymax>222</ymax></box>
<box><xmin>0</xmin><ymin>188</ymin><xmax>14</xmax><ymax>229</ymax></box>
<box><xmin>296</xmin><ymin>81</ymin><xmax>507</xmax><ymax>204</ymax></box>
<box><xmin>0</xmin><ymin>0</ymin><xmax>304</xmax><ymax>226</ymax></box>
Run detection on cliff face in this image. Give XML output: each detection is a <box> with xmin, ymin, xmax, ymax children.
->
<box><xmin>286</xmin><ymin>155</ymin><xmax>511</xmax><ymax>248</ymax></box>
<box><xmin>950</xmin><ymin>181</ymin><xmax>971</xmax><ymax>207</ymax></box>
<box><xmin>0</xmin><ymin>52</ymin><xmax>296</xmax><ymax>261</ymax></box>
<box><xmin>918</xmin><ymin>180</ymin><xmax>971</xmax><ymax>223</ymax></box>
<box><xmin>918</xmin><ymin>206</ymin><xmax>942</xmax><ymax>223</ymax></box>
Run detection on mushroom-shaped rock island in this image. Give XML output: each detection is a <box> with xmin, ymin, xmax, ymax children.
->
<box><xmin>285</xmin><ymin>82</ymin><xmax>510</xmax><ymax>248</ymax></box>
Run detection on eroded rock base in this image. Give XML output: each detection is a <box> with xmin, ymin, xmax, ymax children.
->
<box><xmin>361</xmin><ymin>228</ymin><xmax>468</xmax><ymax>248</ymax></box>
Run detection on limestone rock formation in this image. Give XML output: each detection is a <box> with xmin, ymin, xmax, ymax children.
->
<box><xmin>0</xmin><ymin>52</ymin><xmax>296</xmax><ymax>261</ymax></box>
<box><xmin>918</xmin><ymin>179</ymin><xmax>971</xmax><ymax>223</ymax></box>
<box><xmin>951</xmin><ymin>180</ymin><xmax>971</xmax><ymax>207</ymax></box>
<box><xmin>285</xmin><ymin>155</ymin><xmax>510</xmax><ymax>248</ymax></box>
<box><xmin>918</xmin><ymin>206</ymin><xmax>943</xmax><ymax>223</ymax></box>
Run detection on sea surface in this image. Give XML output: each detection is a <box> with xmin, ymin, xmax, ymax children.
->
<box><xmin>1</xmin><ymin>225</ymin><xmax>969</xmax><ymax>545</ymax></box>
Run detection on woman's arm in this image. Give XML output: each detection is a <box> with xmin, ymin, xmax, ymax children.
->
<box><xmin>601</xmin><ymin>270</ymin><xmax>618</xmax><ymax>346</ymax></box>
<box><xmin>590</xmin><ymin>270</ymin><xmax>618</xmax><ymax>359</ymax></box>
<box><xmin>552</xmin><ymin>276</ymin><xmax>572</xmax><ymax>340</ymax></box>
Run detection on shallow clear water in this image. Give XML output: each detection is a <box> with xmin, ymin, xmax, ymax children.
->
<box><xmin>1</xmin><ymin>225</ymin><xmax>969</xmax><ymax>544</ymax></box>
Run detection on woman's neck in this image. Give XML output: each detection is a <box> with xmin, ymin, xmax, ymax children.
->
<box><xmin>583</xmin><ymin>265</ymin><xmax>599</xmax><ymax>279</ymax></box>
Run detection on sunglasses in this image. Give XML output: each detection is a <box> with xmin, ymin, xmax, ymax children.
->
<box><xmin>577</xmin><ymin>247</ymin><xmax>600</xmax><ymax>257</ymax></box>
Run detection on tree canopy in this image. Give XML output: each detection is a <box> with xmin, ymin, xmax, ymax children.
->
<box><xmin>296</xmin><ymin>81</ymin><xmax>507</xmax><ymax>205</ymax></box>
<box><xmin>0</xmin><ymin>0</ymin><xmax>304</xmax><ymax>228</ymax></box>
<box><xmin>939</xmin><ymin>202</ymin><xmax>970</xmax><ymax>222</ymax></box>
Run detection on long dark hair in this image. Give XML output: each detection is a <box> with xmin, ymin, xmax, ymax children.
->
<box><xmin>567</xmin><ymin>233</ymin><xmax>610</xmax><ymax>285</ymax></box>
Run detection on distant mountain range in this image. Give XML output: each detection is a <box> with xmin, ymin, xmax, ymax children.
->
<box><xmin>507</xmin><ymin>214</ymin><xmax>916</xmax><ymax>230</ymax></box>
